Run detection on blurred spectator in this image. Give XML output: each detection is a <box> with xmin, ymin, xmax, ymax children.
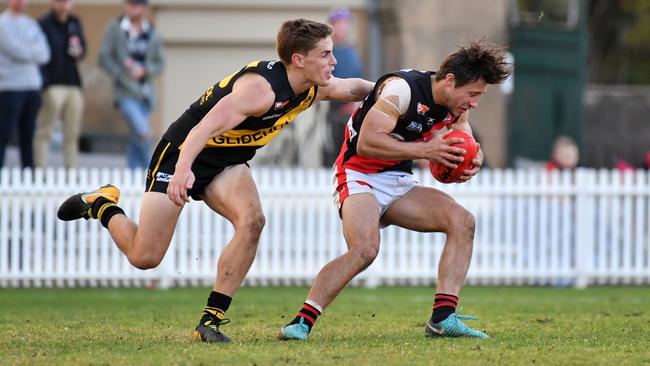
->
<box><xmin>322</xmin><ymin>7</ymin><xmax>364</xmax><ymax>166</ymax></box>
<box><xmin>645</xmin><ymin>151</ymin><xmax>650</xmax><ymax>170</ymax></box>
<box><xmin>0</xmin><ymin>0</ymin><xmax>50</xmax><ymax>169</ymax></box>
<box><xmin>545</xmin><ymin>135</ymin><xmax>579</xmax><ymax>171</ymax></box>
<box><xmin>614</xmin><ymin>158</ymin><xmax>634</xmax><ymax>172</ymax></box>
<box><xmin>35</xmin><ymin>0</ymin><xmax>86</xmax><ymax>168</ymax></box>
<box><xmin>98</xmin><ymin>0</ymin><xmax>164</xmax><ymax>169</ymax></box>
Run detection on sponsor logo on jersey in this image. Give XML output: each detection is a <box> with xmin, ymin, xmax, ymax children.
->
<box><xmin>406</xmin><ymin>121</ymin><xmax>423</xmax><ymax>132</ymax></box>
<box><xmin>426</xmin><ymin>117</ymin><xmax>436</xmax><ymax>127</ymax></box>
<box><xmin>205</xmin><ymin>86</ymin><xmax>315</xmax><ymax>148</ymax></box>
<box><xmin>274</xmin><ymin>100</ymin><xmax>289</xmax><ymax>109</ymax></box>
<box><xmin>262</xmin><ymin>113</ymin><xmax>283</xmax><ymax>121</ymax></box>
<box><xmin>210</xmin><ymin>121</ymin><xmax>291</xmax><ymax>146</ymax></box>
<box><xmin>390</xmin><ymin>132</ymin><xmax>405</xmax><ymax>141</ymax></box>
<box><xmin>267</xmin><ymin>61</ymin><xmax>277</xmax><ymax>69</ymax></box>
<box><xmin>156</xmin><ymin>172</ymin><xmax>173</xmax><ymax>183</ymax></box>
<box><xmin>417</xmin><ymin>102</ymin><xmax>430</xmax><ymax>115</ymax></box>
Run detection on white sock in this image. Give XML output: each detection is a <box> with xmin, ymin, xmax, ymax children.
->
<box><xmin>305</xmin><ymin>299</ymin><xmax>323</xmax><ymax>313</ymax></box>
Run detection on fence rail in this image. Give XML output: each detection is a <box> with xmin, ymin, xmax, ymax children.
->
<box><xmin>1</xmin><ymin>167</ymin><xmax>649</xmax><ymax>288</ymax></box>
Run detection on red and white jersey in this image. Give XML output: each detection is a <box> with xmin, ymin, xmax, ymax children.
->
<box><xmin>334</xmin><ymin>69</ymin><xmax>457</xmax><ymax>176</ymax></box>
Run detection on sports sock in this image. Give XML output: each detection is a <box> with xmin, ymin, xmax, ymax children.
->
<box><xmin>431</xmin><ymin>293</ymin><xmax>458</xmax><ymax>323</ymax></box>
<box><xmin>91</xmin><ymin>197</ymin><xmax>125</xmax><ymax>228</ymax></box>
<box><xmin>200</xmin><ymin>291</ymin><xmax>232</xmax><ymax>324</ymax></box>
<box><xmin>289</xmin><ymin>300</ymin><xmax>322</xmax><ymax>332</ymax></box>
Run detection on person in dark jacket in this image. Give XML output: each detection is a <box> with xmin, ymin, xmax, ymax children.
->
<box><xmin>35</xmin><ymin>0</ymin><xmax>86</xmax><ymax>168</ymax></box>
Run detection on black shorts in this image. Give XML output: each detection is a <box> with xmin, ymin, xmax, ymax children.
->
<box><xmin>145</xmin><ymin>138</ymin><xmax>246</xmax><ymax>200</ymax></box>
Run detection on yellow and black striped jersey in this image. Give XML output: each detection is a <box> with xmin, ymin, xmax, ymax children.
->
<box><xmin>163</xmin><ymin>60</ymin><xmax>317</xmax><ymax>165</ymax></box>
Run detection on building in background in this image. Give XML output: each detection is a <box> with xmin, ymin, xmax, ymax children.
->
<box><xmin>21</xmin><ymin>0</ymin><xmax>650</xmax><ymax>169</ymax></box>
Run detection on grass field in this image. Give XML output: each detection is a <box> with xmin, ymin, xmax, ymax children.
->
<box><xmin>1</xmin><ymin>286</ymin><xmax>649</xmax><ymax>365</ymax></box>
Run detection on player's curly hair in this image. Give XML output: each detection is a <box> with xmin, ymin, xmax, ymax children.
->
<box><xmin>277</xmin><ymin>19</ymin><xmax>332</xmax><ymax>65</ymax></box>
<box><xmin>435</xmin><ymin>39</ymin><xmax>513</xmax><ymax>87</ymax></box>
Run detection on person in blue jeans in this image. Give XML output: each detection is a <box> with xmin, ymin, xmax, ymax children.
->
<box><xmin>117</xmin><ymin>97</ymin><xmax>151</xmax><ymax>168</ymax></box>
<box><xmin>98</xmin><ymin>0</ymin><xmax>164</xmax><ymax>169</ymax></box>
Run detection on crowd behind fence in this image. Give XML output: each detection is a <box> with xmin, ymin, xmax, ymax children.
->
<box><xmin>0</xmin><ymin>167</ymin><xmax>649</xmax><ymax>288</ymax></box>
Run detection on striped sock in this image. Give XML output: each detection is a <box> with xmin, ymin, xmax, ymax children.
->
<box><xmin>91</xmin><ymin>197</ymin><xmax>124</xmax><ymax>228</ymax></box>
<box><xmin>431</xmin><ymin>293</ymin><xmax>458</xmax><ymax>323</ymax></box>
<box><xmin>289</xmin><ymin>301</ymin><xmax>322</xmax><ymax>332</ymax></box>
<box><xmin>200</xmin><ymin>291</ymin><xmax>231</xmax><ymax>324</ymax></box>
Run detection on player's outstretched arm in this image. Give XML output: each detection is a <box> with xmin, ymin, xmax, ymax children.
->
<box><xmin>166</xmin><ymin>74</ymin><xmax>275</xmax><ymax>206</ymax></box>
<box><xmin>316</xmin><ymin>77</ymin><xmax>374</xmax><ymax>102</ymax></box>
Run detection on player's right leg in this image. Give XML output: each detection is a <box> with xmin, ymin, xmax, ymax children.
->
<box><xmin>279</xmin><ymin>192</ymin><xmax>381</xmax><ymax>341</ymax></box>
<box><xmin>57</xmin><ymin>138</ymin><xmax>184</xmax><ymax>269</ymax></box>
<box><xmin>106</xmin><ymin>192</ymin><xmax>183</xmax><ymax>269</ymax></box>
<box><xmin>58</xmin><ymin>187</ymin><xmax>183</xmax><ymax>269</ymax></box>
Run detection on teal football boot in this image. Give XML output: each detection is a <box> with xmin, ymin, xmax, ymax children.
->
<box><xmin>278</xmin><ymin>318</ymin><xmax>310</xmax><ymax>341</ymax></box>
<box><xmin>424</xmin><ymin>313</ymin><xmax>489</xmax><ymax>339</ymax></box>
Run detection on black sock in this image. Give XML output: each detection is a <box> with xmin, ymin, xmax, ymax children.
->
<box><xmin>431</xmin><ymin>293</ymin><xmax>458</xmax><ymax>323</ymax></box>
<box><xmin>289</xmin><ymin>303</ymin><xmax>321</xmax><ymax>332</ymax></box>
<box><xmin>200</xmin><ymin>291</ymin><xmax>232</xmax><ymax>324</ymax></box>
<box><xmin>91</xmin><ymin>197</ymin><xmax>124</xmax><ymax>228</ymax></box>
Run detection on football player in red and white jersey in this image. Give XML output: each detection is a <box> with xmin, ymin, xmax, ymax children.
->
<box><xmin>281</xmin><ymin>40</ymin><xmax>512</xmax><ymax>341</ymax></box>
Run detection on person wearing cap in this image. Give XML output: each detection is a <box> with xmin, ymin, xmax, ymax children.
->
<box><xmin>98</xmin><ymin>0</ymin><xmax>164</xmax><ymax>169</ymax></box>
<box><xmin>322</xmin><ymin>7</ymin><xmax>364</xmax><ymax>166</ymax></box>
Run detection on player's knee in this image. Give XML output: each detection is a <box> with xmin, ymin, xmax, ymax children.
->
<box><xmin>129</xmin><ymin>254</ymin><xmax>163</xmax><ymax>270</ymax></box>
<box><xmin>353</xmin><ymin>245</ymin><xmax>379</xmax><ymax>267</ymax></box>
<box><xmin>237</xmin><ymin>211</ymin><xmax>266</xmax><ymax>239</ymax></box>
<box><xmin>450</xmin><ymin>208</ymin><xmax>475</xmax><ymax>239</ymax></box>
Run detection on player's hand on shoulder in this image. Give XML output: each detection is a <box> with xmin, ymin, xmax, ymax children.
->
<box><xmin>167</xmin><ymin>167</ymin><xmax>195</xmax><ymax>207</ymax></box>
<box><xmin>424</xmin><ymin>128</ymin><xmax>466</xmax><ymax>169</ymax></box>
<box><xmin>317</xmin><ymin>77</ymin><xmax>373</xmax><ymax>103</ymax></box>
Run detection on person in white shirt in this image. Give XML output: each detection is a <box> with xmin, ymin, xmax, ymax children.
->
<box><xmin>0</xmin><ymin>0</ymin><xmax>50</xmax><ymax>168</ymax></box>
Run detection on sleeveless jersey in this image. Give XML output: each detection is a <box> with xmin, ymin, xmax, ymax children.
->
<box><xmin>335</xmin><ymin>69</ymin><xmax>457</xmax><ymax>174</ymax></box>
<box><xmin>163</xmin><ymin>60</ymin><xmax>317</xmax><ymax>165</ymax></box>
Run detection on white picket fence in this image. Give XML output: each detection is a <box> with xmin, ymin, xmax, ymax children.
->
<box><xmin>0</xmin><ymin>167</ymin><xmax>649</xmax><ymax>288</ymax></box>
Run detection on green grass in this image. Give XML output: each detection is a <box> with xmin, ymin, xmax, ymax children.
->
<box><xmin>1</xmin><ymin>286</ymin><xmax>649</xmax><ymax>365</ymax></box>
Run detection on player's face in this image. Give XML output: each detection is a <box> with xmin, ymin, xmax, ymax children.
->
<box><xmin>301</xmin><ymin>36</ymin><xmax>337</xmax><ymax>86</ymax></box>
<box><xmin>446</xmin><ymin>77</ymin><xmax>488</xmax><ymax>117</ymax></box>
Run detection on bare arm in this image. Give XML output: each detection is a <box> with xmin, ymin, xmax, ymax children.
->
<box><xmin>356</xmin><ymin>79</ymin><xmax>465</xmax><ymax>168</ymax></box>
<box><xmin>166</xmin><ymin>73</ymin><xmax>275</xmax><ymax>206</ymax></box>
<box><xmin>316</xmin><ymin>77</ymin><xmax>374</xmax><ymax>102</ymax></box>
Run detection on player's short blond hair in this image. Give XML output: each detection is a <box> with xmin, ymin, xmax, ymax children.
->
<box><xmin>277</xmin><ymin>19</ymin><xmax>332</xmax><ymax>65</ymax></box>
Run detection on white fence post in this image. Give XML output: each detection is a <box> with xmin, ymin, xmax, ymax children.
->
<box><xmin>1</xmin><ymin>167</ymin><xmax>649</xmax><ymax>288</ymax></box>
<box><xmin>574</xmin><ymin>168</ymin><xmax>595</xmax><ymax>288</ymax></box>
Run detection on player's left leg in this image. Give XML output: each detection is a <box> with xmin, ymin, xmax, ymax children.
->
<box><xmin>192</xmin><ymin>164</ymin><xmax>266</xmax><ymax>343</ymax></box>
<box><xmin>279</xmin><ymin>192</ymin><xmax>382</xmax><ymax>341</ymax></box>
<box><xmin>382</xmin><ymin>186</ymin><xmax>488</xmax><ymax>339</ymax></box>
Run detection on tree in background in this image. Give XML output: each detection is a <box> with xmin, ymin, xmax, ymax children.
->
<box><xmin>588</xmin><ymin>0</ymin><xmax>650</xmax><ymax>84</ymax></box>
